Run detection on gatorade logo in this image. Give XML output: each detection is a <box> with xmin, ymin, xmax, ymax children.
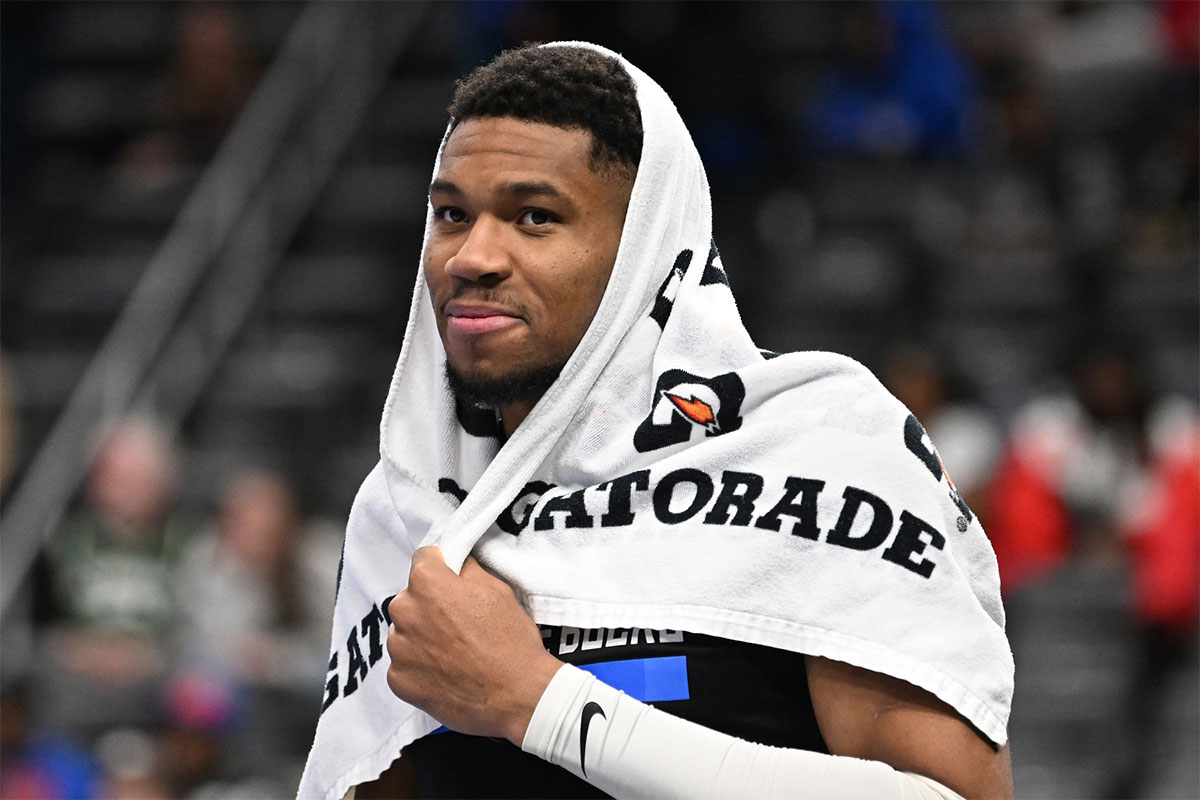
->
<box><xmin>634</xmin><ymin>369</ymin><xmax>744</xmax><ymax>453</ymax></box>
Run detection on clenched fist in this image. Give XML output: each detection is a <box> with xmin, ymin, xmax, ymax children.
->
<box><xmin>385</xmin><ymin>547</ymin><xmax>563</xmax><ymax>746</ymax></box>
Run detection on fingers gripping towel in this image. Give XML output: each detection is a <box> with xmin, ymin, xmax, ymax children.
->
<box><xmin>299</xmin><ymin>42</ymin><xmax>1013</xmax><ymax>800</ymax></box>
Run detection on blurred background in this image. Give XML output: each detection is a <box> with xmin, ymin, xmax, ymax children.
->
<box><xmin>0</xmin><ymin>1</ymin><xmax>1196</xmax><ymax>797</ymax></box>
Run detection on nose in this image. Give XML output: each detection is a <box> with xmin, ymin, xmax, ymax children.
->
<box><xmin>444</xmin><ymin>216</ymin><xmax>511</xmax><ymax>285</ymax></box>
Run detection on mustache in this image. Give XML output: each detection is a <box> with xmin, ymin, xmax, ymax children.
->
<box><xmin>438</xmin><ymin>286</ymin><xmax>530</xmax><ymax>318</ymax></box>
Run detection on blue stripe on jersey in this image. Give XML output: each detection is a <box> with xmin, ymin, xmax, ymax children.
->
<box><xmin>426</xmin><ymin>655</ymin><xmax>690</xmax><ymax>736</ymax></box>
<box><xmin>581</xmin><ymin>655</ymin><xmax>690</xmax><ymax>702</ymax></box>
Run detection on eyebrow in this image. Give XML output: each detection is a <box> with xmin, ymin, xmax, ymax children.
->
<box><xmin>428</xmin><ymin>179</ymin><xmax>566</xmax><ymax>201</ymax></box>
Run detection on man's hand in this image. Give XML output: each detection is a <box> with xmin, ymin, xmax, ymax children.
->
<box><xmin>385</xmin><ymin>547</ymin><xmax>563</xmax><ymax>746</ymax></box>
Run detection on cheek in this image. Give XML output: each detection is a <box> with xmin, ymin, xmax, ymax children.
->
<box><xmin>576</xmin><ymin>245</ymin><xmax>616</xmax><ymax>315</ymax></box>
<box><xmin>421</xmin><ymin>247</ymin><xmax>441</xmax><ymax>289</ymax></box>
<box><xmin>421</xmin><ymin>255</ymin><xmax>449</xmax><ymax>339</ymax></box>
<box><xmin>554</xmin><ymin>254</ymin><xmax>612</xmax><ymax>343</ymax></box>
<box><xmin>577</xmin><ymin>273</ymin><xmax>609</xmax><ymax>325</ymax></box>
<box><xmin>422</xmin><ymin>249</ymin><xmax>449</xmax><ymax>304</ymax></box>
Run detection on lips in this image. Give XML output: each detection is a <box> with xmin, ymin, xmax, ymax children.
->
<box><xmin>443</xmin><ymin>300</ymin><xmax>524</xmax><ymax>336</ymax></box>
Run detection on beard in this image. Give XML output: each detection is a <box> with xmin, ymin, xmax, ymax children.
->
<box><xmin>444</xmin><ymin>360</ymin><xmax>566</xmax><ymax>408</ymax></box>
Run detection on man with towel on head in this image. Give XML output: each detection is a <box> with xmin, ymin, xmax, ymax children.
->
<box><xmin>299</xmin><ymin>43</ymin><xmax>1014</xmax><ymax>800</ymax></box>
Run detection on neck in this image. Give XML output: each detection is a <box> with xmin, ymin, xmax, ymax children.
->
<box><xmin>499</xmin><ymin>397</ymin><xmax>540</xmax><ymax>439</ymax></box>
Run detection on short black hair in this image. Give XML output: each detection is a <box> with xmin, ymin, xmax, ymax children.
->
<box><xmin>448</xmin><ymin>44</ymin><xmax>643</xmax><ymax>180</ymax></box>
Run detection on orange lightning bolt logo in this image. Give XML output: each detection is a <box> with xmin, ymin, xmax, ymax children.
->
<box><xmin>664</xmin><ymin>392</ymin><xmax>717</xmax><ymax>430</ymax></box>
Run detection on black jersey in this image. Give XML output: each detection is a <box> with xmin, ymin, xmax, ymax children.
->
<box><xmin>405</xmin><ymin>625</ymin><xmax>828</xmax><ymax>798</ymax></box>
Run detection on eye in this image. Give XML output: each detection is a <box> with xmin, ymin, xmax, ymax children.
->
<box><xmin>434</xmin><ymin>206</ymin><xmax>467</xmax><ymax>224</ymax></box>
<box><xmin>518</xmin><ymin>208</ymin><xmax>555</xmax><ymax>226</ymax></box>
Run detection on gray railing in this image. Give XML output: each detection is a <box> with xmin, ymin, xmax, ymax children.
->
<box><xmin>0</xmin><ymin>0</ymin><xmax>426</xmax><ymax>617</ymax></box>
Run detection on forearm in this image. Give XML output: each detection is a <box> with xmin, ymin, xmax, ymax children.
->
<box><xmin>522</xmin><ymin>664</ymin><xmax>964</xmax><ymax>800</ymax></box>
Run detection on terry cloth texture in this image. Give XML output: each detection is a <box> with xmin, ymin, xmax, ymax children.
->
<box><xmin>298</xmin><ymin>41</ymin><xmax>1013</xmax><ymax>800</ymax></box>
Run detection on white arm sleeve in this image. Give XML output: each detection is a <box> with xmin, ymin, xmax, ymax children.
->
<box><xmin>522</xmin><ymin>664</ymin><xmax>965</xmax><ymax>800</ymax></box>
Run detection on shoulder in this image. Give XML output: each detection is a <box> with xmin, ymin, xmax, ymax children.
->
<box><xmin>766</xmin><ymin>349</ymin><xmax>879</xmax><ymax>381</ymax></box>
<box><xmin>756</xmin><ymin>350</ymin><xmax>895</xmax><ymax>404</ymax></box>
<box><xmin>751</xmin><ymin>350</ymin><xmax>982</xmax><ymax>528</ymax></box>
<box><xmin>748</xmin><ymin>350</ymin><xmax>909</xmax><ymax>437</ymax></box>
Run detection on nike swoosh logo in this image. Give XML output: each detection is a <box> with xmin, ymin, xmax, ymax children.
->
<box><xmin>579</xmin><ymin>701</ymin><xmax>607</xmax><ymax>777</ymax></box>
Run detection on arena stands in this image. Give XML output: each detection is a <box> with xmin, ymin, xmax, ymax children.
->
<box><xmin>2</xmin><ymin>2</ymin><xmax>1196</xmax><ymax>797</ymax></box>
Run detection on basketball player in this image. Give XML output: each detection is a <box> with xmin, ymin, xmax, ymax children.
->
<box><xmin>322</xmin><ymin>44</ymin><xmax>1013</xmax><ymax>800</ymax></box>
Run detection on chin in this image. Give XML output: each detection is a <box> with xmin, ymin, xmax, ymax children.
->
<box><xmin>444</xmin><ymin>360</ymin><xmax>565</xmax><ymax>407</ymax></box>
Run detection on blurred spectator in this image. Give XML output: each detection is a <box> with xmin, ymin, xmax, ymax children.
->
<box><xmin>0</xmin><ymin>680</ymin><xmax>102</xmax><ymax>800</ymax></box>
<box><xmin>1159</xmin><ymin>0</ymin><xmax>1200</xmax><ymax>72</ymax></box>
<box><xmin>48</xmin><ymin>418</ymin><xmax>182</xmax><ymax>628</ymax></box>
<box><xmin>1030</xmin><ymin>1</ymin><xmax>1164</xmax><ymax>80</ymax></box>
<box><xmin>984</xmin><ymin>340</ymin><xmax>1190</xmax><ymax>594</ymax></box>
<box><xmin>1027</xmin><ymin>0</ymin><xmax>1165</xmax><ymax>129</ymax></box>
<box><xmin>999</xmin><ymin>0</ymin><xmax>1187</xmax><ymax>149</ymax></box>
<box><xmin>172</xmin><ymin>469</ymin><xmax>340</xmax><ymax>785</ymax></box>
<box><xmin>35</xmin><ymin>417</ymin><xmax>192</xmax><ymax>746</ymax></box>
<box><xmin>117</xmin><ymin>1</ymin><xmax>257</xmax><ymax>192</ymax></box>
<box><xmin>978</xmin><ymin>55</ymin><xmax>1059</xmax><ymax>169</ymax></box>
<box><xmin>43</xmin><ymin>418</ymin><xmax>190</xmax><ymax>678</ymax></box>
<box><xmin>882</xmin><ymin>344</ymin><xmax>1001</xmax><ymax>516</ymax></box>
<box><xmin>175</xmin><ymin>469</ymin><xmax>337</xmax><ymax>691</ymax></box>
<box><xmin>985</xmin><ymin>344</ymin><xmax>1157</xmax><ymax>589</ymax></box>
<box><xmin>155</xmin><ymin>674</ymin><xmax>243</xmax><ymax>799</ymax></box>
<box><xmin>1124</xmin><ymin>399</ymin><xmax>1200</xmax><ymax>640</ymax></box>
<box><xmin>91</xmin><ymin>727</ymin><xmax>169</xmax><ymax>800</ymax></box>
<box><xmin>804</xmin><ymin>0</ymin><xmax>979</xmax><ymax>159</ymax></box>
<box><xmin>988</xmin><ymin>342</ymin><xmax>1199</xmax><ymax>796</ymax></box>
<box><xmin>1108</xmin><ymin>398</ymin><xmax>1200</xmax><ymax>798</ymax></box>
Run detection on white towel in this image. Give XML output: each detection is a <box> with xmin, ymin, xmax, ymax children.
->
<box><xmin>298</xmin><ymin>42</ymin><xmax>1013</xmax><ymax>800</ymax></box>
